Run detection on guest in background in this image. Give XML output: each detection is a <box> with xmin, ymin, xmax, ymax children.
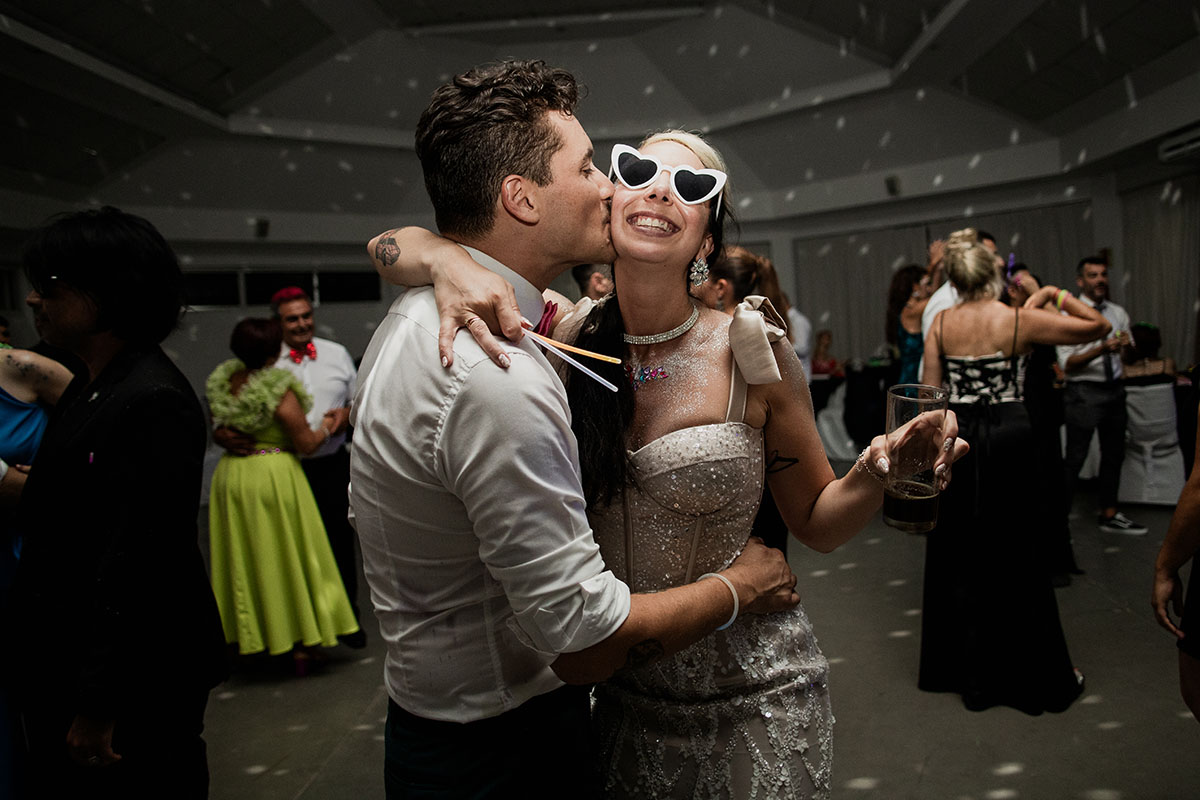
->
<box><xmin>213</xmin><ymin>287</ymin><xmax>363</xmax><ymax>647</ymax></box>
<box><xmin>0</xmin><ymin>348</ymin><xmax>71</xmax><ymax>505</ymax></box>
<box><xmin>921</xmin><ymin>228</ymin><xmax>1108</xmax><ymax>714</ymax></box>
<box><xmin>0</xmin><ymin>346</ymin><xmax>71</xmax><ymax>796</ymax></box>
<box><xmin>783</xmin><ymin>291</ymin><xmax>813</xmax><ymax>383</ymax></box>
<box><xmin>1122</xmin><ymin>321</ymin><xmax>1175</xmax><ymax>383</ymax></box>
<box><xmin>1152</xmin><ymin>401</ymin><xmax>1200</xmax><ymax>720</ymax></box>
<box><xmin>1008</xmin><ymin>265</ymin><xmax>1083</xmax><ymax>585</ymax></box>
<box><xmin>811</xmin><ymin>329</ymin><xmax>842</xmax><ymax>377</ymax></box>
<box><xmin>571</xmin><ymin>262</ymin><xmax>613</xmax><ymax>301</ymax></box>
<box><xmin>1058</xmin><ymin>257</ymin><xmax>1147</xmax><ymax>535</ymax></box>
<box><xmin>693</xmin><ymin>245</ymin><xmax>811</xmax><ymax>376</ymax></box>
<box><xmin>11</xmin><ymin>206</ymin><xmax>227</xmax><ymax>798</ymax></box>
<box><xmin>206</xmin><ymin>317</ymin><xmax>359</xmax><ymax>672</ymax></box>
<box><xmin>886</xmin><ymin>264</ymin><xmax>929</xmax><ymax>385</ymax></box>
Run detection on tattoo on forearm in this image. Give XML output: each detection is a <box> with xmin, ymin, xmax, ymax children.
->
<box><xmin>765</xmin><ymin>450</ymin><xmax>799</xmax><ymax>474</ymax></box>
<box><xmin>619</xmin><ymin>639</ymin><xmax>664</xmax><ymax>672</ymax></box>
<box><xmin>374</xmin><ymin>229</ymin><xmax>401</xmax><ymax>266</ymax></box>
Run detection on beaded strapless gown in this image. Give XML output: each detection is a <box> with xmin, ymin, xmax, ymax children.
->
<box><xmin>588</xmin><ymin>383</ymin><xmax>833</xmax><ymax>798</ymax></box>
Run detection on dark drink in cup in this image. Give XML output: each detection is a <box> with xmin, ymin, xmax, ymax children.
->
<box><xmin>882</xmin><ymin>384</ymin><xmax>948</xmax><ymax>534</ymax></box>
<box><xmin>882</xmin><ymin>479</ymin><xmax>939</xmax><ymax>534</ymax></box>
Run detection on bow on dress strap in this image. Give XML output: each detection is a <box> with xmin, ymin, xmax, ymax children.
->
<box><xmin>729</xmin><ymin>295</ymin><xmax>788</xmax><ymax>385</ymax></box>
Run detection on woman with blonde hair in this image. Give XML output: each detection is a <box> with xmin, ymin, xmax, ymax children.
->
<box><xmin>371</xmin><ymin>129</ymin><xmax>967</xmax><ymax>797</ymax></box>
<box><xmin>920</xmin><ymin>228</ymin><xmax>1109</xmax><ymax>714</ymax></box>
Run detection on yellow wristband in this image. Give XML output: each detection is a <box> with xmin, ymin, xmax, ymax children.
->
<box><xmin>1055</xmin><ymin>289</ymin><xmax>1068</xmax><ymax>310</ymax></box>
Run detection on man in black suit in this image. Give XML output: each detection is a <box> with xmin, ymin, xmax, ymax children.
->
<box><xmin>11</xmin><ymin>207</ymin><xmax>227</xmax><ymax>798</ymax></box>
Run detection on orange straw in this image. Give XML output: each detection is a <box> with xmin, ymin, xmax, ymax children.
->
<box><xmin>525</xmin><ymin>330</ymin><xmax>622</xmax><ymax>364</ymax></box>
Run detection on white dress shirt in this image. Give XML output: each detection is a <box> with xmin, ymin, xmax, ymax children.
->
<box><xmin>348</xmin><ymin>247</ymin><xmax>630</xmax><ymax>723</ymax></box>
<box><xmin>787</xmin><ymin>307</ymin><xmax>813</xmax><ymax>382</ymax></box>
<box><xmin>1057</xmin><ymin>295</ymin><xmax>1131</xmax><ymax>382</ymax></box>
<box><xmin>918</xmin><ymin>280</ymin><xmax>960</xmax><ymax>379</ymax></box>
<box><xmin>276</xmin><ymin>335</ymin><xmax>356</xmax><ymax>459</ymax></box>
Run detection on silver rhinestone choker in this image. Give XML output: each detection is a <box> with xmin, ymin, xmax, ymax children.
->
<box><xmin>623</xmin><ymin>302</ymin><xmax>700</xmax><ymax>345</ymax></box>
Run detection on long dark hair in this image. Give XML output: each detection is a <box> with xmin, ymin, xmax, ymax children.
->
<box><xmin>567</xmin><ymin>131</ymin><xmax>735</xmax><ymax>507</ymax></box>
<box><xmin>885</xmin><ymin>264</ymin><xmax>925</xmax><ymax>347</ymax></box>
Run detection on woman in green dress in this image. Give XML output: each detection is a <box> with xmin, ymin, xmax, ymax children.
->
<box><xmin>206</xmin><ymin>317</ymin><xmax>359</xmax><ymax>669</ymax></box>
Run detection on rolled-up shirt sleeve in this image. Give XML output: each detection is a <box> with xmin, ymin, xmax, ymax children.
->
<box><xmin>435</xmin><ymin>351</ymin><xmax>631</xmax><ymax>655</ymax></box>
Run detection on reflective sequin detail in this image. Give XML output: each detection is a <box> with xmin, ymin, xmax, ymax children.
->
<box><xmin>589</xmin><ymin>422</ymin><xmax>833</xmax><ymax>799</ymax></box>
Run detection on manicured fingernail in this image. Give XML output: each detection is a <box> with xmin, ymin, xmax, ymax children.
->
<box><xmin>943</xmin><ymin>437</ymin><xmax>954</xmax><ymax>452</ymax></box>
<box><xmin>498</xmin><ymin>353</ymin><xmax>511</xmax><ymax>368</ymax></box>
<box><xmin>935</xmin><ymin>463</ymin><xmax>948</xmax><ymax>477</ymax></box>
<box><xmin>441</xmin><ymin>356</ymin><xmax>449</xmax><ymax>368</ymax></box>
<box><xmin>520</xmin><ymin>316</ymin><xmax>533</xmax><ymax>329</ymax></box>
<box><xmin>876</xmin><ymin>457</ymin><xmax>889</xmax><ymax>474</ymax></box>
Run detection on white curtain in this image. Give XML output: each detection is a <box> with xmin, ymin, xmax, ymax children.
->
<box><xmin>1121</xmin><ymin>176</ymin><xmax>1200</xmax><ymax>368</ymax></box>
<box><xmin>790</xmin><ymin>203</ymin><xmax>1095</xmax><ymax>362</ymax></box>
<box><xmin>792</xmin><ymin>225</ymin><xmax>927</xmax><ymax>361</ymax></box>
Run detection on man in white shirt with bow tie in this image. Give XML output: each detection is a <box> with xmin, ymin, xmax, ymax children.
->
<box><xmin>270</xmin><ymin>287</ymin><xmax>364</xmax><ymax>642</ymax></box>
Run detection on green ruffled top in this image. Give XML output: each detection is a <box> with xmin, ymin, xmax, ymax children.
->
<box><xmin>206</xmin><ymin>359</ymin><xmax>312</xmax><ymax>446</ymax></box>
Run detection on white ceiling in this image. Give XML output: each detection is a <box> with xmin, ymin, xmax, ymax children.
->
<box><xmin>1</xmin><ymin>0</ymin><xmax>1198</xmax><ymax>237</ymax></box>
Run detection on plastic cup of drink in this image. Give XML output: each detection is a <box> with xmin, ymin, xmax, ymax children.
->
<box><xmin>882</xmin><ymin>384</ymin><xmax>949</xmax><ymax>534</ymax></box>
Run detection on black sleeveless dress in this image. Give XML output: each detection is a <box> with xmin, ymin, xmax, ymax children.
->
<box><xmin>918</xmin><ymin>308</ymin><xmax>1084</xmax><ymax>714</ymax></box>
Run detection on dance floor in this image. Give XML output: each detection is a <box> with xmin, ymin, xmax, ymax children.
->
<box><xmin>201</xmin><ymin>471</ymin><xmax>1197</xmax><ymax>799</ymax></box>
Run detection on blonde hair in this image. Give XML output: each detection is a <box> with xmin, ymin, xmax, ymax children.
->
<box><xmin>639</xmin><ymin>129</ymin><xmax>732</xmax><ymax>207</ymax></box>
<box><xmin>636</xmin><ymin>129</ymin><xmax>733</xmax><ymax>270</ymax></box>
<box><xmin>944</xmin><ymin>228</ymin><xmax>1002</xmax><ymax>301</ymax></box>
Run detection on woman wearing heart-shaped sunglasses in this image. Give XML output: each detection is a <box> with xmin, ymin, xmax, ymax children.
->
<box><xmin>371</xmin><ymin>131</ymin><xmax>967</xmax><ymax>799</ymax></box>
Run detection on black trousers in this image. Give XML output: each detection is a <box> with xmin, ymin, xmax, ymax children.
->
<box><xmin>1062</xmin><ymin>380</ymin><xmax>1127</xmax><ymax>514</ymax></box>
<box><xmin>384</xmin><ymin>686</ymin><xmax>599</xmax><ymax>799</ymax></box>
<box><xmin>18</xmin><ymin>688</ymin><xmax>211</xmax><ymax>800</ymax></box>
<box><xmin>301</xmin><ymin>448</ymin><xmax>359</xmax><ymax>618</ymax></box>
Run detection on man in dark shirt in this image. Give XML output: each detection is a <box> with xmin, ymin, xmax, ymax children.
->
<box><xmin>12</xmin><ymin>207</ymin><xmax>227</xmax><ymax>799</ymax></box>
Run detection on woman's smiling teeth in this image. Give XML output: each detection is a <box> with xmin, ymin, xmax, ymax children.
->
<box><xmin>628</xmin><ymin>214</ymin><xmax>679</xmax><ymax>234</ymax></box>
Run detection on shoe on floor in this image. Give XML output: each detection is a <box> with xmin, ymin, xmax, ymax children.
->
<box><xmin>339</xmin><ymin>629</ymin><xmax>368</xmax><ymax>649</ymax></box>
<box><xmin>1098</xmin><ymin>512</ymin><xmax>1147</xmax><ymax>535</ymax></box>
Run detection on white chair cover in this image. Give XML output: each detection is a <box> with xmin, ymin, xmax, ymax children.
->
<box><xmin>1118</xmin><ymin>382</ymin><xmax>1185</xmax><ymax>505</ymax></box>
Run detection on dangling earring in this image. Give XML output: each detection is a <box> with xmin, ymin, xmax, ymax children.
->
<box><xmin>688</xmin><ymin>257</ymin><xmax>709</xmax><ymax>287</ymax></box>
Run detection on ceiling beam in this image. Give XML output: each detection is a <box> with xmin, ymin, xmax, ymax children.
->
<box><xmin>892</xmin><ymin>0</ymin><xmax>1045</xmax><ymax>86</ymax></box>
<box><xmin>216</xmin><ymin>0</ymin><xmax>390</xmax><ymax>114</ymax></box>
<box><xmin>401</xmin><ymin>6</ymin><xmax>705</xmax><ymax>37</ymax></box>
<box><xmin>0</xmin><ymin>13</ymin><xmax>226</xmax><ymax>130</ymax></box>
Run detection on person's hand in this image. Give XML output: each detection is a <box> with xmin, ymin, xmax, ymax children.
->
<box><xmin>722</xmin><ymin>537</ymin><xmax>800</xmax><ymax>615</ymax></box>
<box><xmin>927</xmin><ymin>239</ymin><xmax>945</xmax><ymax>268</ymax></box>
<box><xmin>1152</xmin><ymin>568</ymin><xmax>1186</xmax><ymax>638</ymax></box>
<box><xmin>322</xmin><ymin>407</ymin><xmax>350</xmax><ymax>435</ymax></box>
<box><xmin>431</xmin><ymin>254</ymin><xmax>525</xmax><ymax>370</ymax></box>
<box><xmin>0</xmin><ymin>463</ymin><xmax>30</xmax><ymax>508</ymax></box>
<box><xmin>1103</xmin><ymin>335</ymin><xmax>1123</xmax><ymax>353</ymax></box>
<box><xmin>1011</xmin><ymin>272</ymin><xmax>1039</xmax><ymax>293</ymax></box>
<box><xmin>66</xmin><ymin>714</ymin><xmax>120</xmax><ymax>768</ymax></box>
<box><xmin>213</xmin><ymin>425</ymin><xmax>255</xmax><ymax>457</ymax></box>
<box><xmin>873</xmin><ymin>408</ymin><xmax>969</xmax><ymax>492</ymax></box>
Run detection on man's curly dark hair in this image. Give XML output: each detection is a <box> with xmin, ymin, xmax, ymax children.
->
<box><xmin>415</xmin><ymin>60</ymin><xmax>581</xmax><ymax>238</ymax></box>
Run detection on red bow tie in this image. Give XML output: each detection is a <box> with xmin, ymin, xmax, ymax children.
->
<box><xmin>534</xmin><ymin>301</ymin><xmax>558</xmax><ymax>336</ymax></box>
<box><xmin>289</xmin><ymin>342</ymin><xmax>317</xmax><ymax>363</ymax></box>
